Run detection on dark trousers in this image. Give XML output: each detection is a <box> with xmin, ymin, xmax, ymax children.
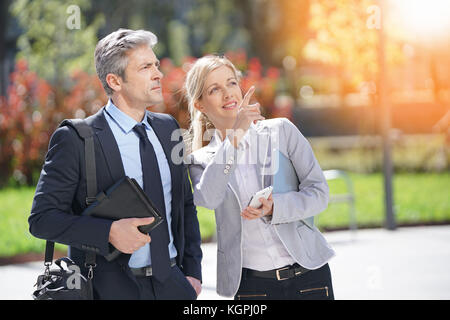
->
<box><xmin>135</xmin><ymin>265</ymin><xmax>198</xmax><ymax>300</ymax></box>
<box><xmin>234</xmin><ymin>263</ymin><xmax>334</xmax><ymax>300</ymax></box>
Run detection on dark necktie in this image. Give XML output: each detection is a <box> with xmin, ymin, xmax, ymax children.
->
<box><xmin>133</xmin><ymin>123</ymin><xmax>171</xmax><ymax>282</ymax></box>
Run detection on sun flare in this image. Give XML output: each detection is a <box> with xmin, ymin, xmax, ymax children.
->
<box><xmin>391</xmin><ymin>0</ymin><xmax>450</xmax><ymax>40</ymax></box>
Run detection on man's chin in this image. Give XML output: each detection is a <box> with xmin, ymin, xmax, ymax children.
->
<box><xmin>145</xmin><ymin>96</ymin><xmax>164</xmax><ymax>108</ymax></box>
<box><xmin>151</xmin><ymin>92</ymin><xmax>164</xmax><ymax>102</ymax></box>
<box><xmin>146</xmin><ymin>100</ymin><xmax>165</xmax><ymax>111</ymax></box>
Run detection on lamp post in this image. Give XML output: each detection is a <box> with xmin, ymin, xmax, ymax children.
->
<box><xmin>378</xmin><ymin>0</ymin><xmax>396</xmax><ymax>230</ymax></box>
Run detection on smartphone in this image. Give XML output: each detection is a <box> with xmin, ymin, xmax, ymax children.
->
<box><xmin>247</xmin><ymin>186</ymin><xmax>273</xmax><ymax>208</ymax></box>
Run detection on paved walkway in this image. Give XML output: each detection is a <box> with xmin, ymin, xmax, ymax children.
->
<box><xmin>1</xmin><ymin>225</ymin><xmax>449</xmax><ymax>300</ymax></box>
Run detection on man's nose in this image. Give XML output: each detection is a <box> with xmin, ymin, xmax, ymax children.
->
<box><xmin>152</xmin><ymin>67</ymin><xmax>163</xmax><ymax>80</ymax></box>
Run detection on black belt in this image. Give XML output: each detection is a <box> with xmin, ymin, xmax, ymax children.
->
<box><xmin>243</xmin><ymin>263</ymin><xmax>311</xmax><ymax>281</ymax></box>
<box><xmin>130</xmin><ymin>258</ymin><xmax>177</xmax><ymax>277</ymax></box>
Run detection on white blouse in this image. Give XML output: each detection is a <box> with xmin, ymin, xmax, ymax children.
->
<box><xmin>232</xmin><ymin>127</ymin><xmax>297</xmax><ymax>271</ymax></box>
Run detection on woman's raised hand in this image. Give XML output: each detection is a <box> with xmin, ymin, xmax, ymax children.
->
<box><xmin>228</xmin><ymin>86</ymin><xmax>265</xmax><ymax>147</ymax></box>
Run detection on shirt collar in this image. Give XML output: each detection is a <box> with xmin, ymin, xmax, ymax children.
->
<box><xmin>209</xmin><ymin>121</ymin><xmax>256</xmax><ymax>150</ymax></box>
<box><xmin>105</xmin><ymin>99</ymin><xmax>152</xmax><ymax>133</ymax></box>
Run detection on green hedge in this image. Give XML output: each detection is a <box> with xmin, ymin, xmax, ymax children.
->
<box><xmin>1</xmin><ymin>172</ymin><xmax>448</xmax><ymax>258</ymax></box>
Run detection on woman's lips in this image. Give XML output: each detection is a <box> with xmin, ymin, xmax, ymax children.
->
<box><xmin>222</xmin><ymin>101</ymin><xmax>237</xmax><ymax>110</ymax></box>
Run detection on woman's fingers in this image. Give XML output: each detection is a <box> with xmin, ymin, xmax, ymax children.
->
<box><xmin>249</xmin><ymin>113</ymin><xmax>265</xmax><ymax>124</ymax></box>
<box><xmin>241</xmin><ymin>86</ymin><xmax>255</xmax><ymax>109</ymax></box>
<box><xmin>241</xmin><ymin>104</ymin><xmax>264</xmax><ymax>123</ymax></box>
<box><xmin>231</xmin><ymin>86</ymin><xmax>264</xmax><ymax>146</ymax></box>
<box><xmin>247</xmin><ymin>102</ymin><xmax>260</xmax><ymax>111</ymax></box>
<box><xmin>259</xmin><ymin>194</ymin><xmax>274</xmax><ymax>215</ymax></box>
<box><xmin>241</xmin><ymin>206</ymin><xmax>264</xmax><ymax>220</ymax></box>
<box><xmin>241</xmin><ymin>195</ymin><xmax>274</xmax><ymax>220</ymax></box>
<box><xmin>259</xmin><ymin>196</ymin><xmax>272</xmax><ymax>209</ymax></box>
<box><xmin>241</xmin><ymin>210</ymin><xmax>259</xmax><ymax>220</ymax></box>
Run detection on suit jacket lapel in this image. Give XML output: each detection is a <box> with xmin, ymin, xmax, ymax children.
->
<box><xmin>84</xmin><ymin>108</ymin><xmax>131</xmax><ymax>267</ymax></box>
<box><xmin>86</xmin><ymin>107</ymin><xmax>125</xmax><ymax>184</ymax></box>
<box><xmin>146</xmin><ymin>113</ymin><xmax>182</xmax><ymax>218</ymax></box>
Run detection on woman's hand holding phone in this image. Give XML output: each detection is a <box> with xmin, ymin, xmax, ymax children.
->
<box><xmin>241</xmin><ymin>193</ymin><xmax>273</xmax><ymax>220</ymax></box>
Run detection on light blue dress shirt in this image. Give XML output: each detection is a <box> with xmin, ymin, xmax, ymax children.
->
<box><xmin>103</xmin><ymin>99</ymin><xmax>177</xmax><ymax>268</ymax></box>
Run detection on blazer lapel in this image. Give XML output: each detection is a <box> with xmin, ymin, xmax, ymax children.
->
<box><xmin>254</xmin><ymin>123</ymin><xmax>276</xmax><ymax>189</ymax></box>
<box><xmin>202</xmin><ymin>123</ymin><xmax>276</xmax><ymax>208</ymax></box>
<box><xmin>87</xmin><ymin>107</ymin><xmax>125</xmax><ymax>184</ymax></box>
<box><xmin>146</xmin><ymin>113</ymin><xmax>182</xmax><ymax>217</ymax></box>
<box><xmin>84</xmin><ymin>108</ymin><xmax>132</xmax><ymax>267</ymax></box>
<box><xmin>204</xmin><ymin>134</ymin><xmax>242</xmax><ymax>209</ymax></box>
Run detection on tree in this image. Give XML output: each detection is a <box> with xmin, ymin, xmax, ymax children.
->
<box><xmin>303</xmin><ymin>0</ymin><xmax>403</xmax><ymax>99</ymax></box>
<box><xmin>0</xmin><ymin>0</ymin><xmax>12</xmax><ymax>97</ymax></box>
<box><xmin>10</xmin><ymin>0</ymin><xmax>104</xmax><ymax>86</ymax></box>
<box><xmin>237</xmin><ymin>0</ymin><xmax>311</xmax><ymax>67</ymax></box>
<box><xmin>184</xmin><ymin>0</ymin><xmax>250</xmax><ymax>58</ymax></box>
<box><xmin>5</xmin><ymin>0</ymin><xmax>107</xmax><ymax>185</ymax></box>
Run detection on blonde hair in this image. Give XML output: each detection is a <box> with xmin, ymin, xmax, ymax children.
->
<box><xmin>184</xmin><ymin>55</ymin><xmax>242</xmax><ymax>153</ymax></box>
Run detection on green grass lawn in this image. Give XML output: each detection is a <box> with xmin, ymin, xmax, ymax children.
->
<box><xmin>0</xmin><ymin>188</ymin><xmax>49</xmax><ymax>257</ymax></box>
<box><xmin>1</xmin><ymin>172</ymin><xmax>449</xmax><ymax>257</ymax></box>
<box><xmin>316</xmin><ymin>172</ymin><xmax>450</xmax><ymax>229</ymax></box>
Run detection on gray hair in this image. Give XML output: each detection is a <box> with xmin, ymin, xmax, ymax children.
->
<box><xmin>94</xmin><ymin>29</ymin><xmax>158</xmax><ymax>96</ymax></box>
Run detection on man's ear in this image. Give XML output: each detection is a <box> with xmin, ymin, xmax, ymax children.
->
<box><xmin>106</xmin><ymin>73</ymin><xmax>122</xmax><ymax>93</ymax></box>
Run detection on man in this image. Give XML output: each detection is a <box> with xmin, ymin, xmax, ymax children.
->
<box><xmin>29</xmin><ymin>29</ymin><xmax>202</xmax><ymax>300</ymax></box>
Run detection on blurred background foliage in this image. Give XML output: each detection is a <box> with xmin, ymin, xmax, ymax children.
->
<box><xmin>1</xmin><ymin>0</ymin><xmax>448</xmax><ymax>187</ymax></box>
<box><xmin>10</xmin><ymin>0</ymin><xmax>104</xmax><ymax>84</ymax></box>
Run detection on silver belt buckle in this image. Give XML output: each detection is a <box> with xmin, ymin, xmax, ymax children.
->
<box><xmin>145</xmin><ymin>267</ymin><xmax>153</xmax><ymax>277</ymax></box>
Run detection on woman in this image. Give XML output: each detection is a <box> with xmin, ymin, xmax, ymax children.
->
<box><xmin>184</xmin><ymin>55</ymin><xmax>335</xmax><ymax>299</ymax></box>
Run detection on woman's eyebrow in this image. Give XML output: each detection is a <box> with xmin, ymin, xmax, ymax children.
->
<box><xmin>205</xmin><ymin>83</ymin><xmax>218</xmax><ymax>91</ymax></box>
<box><xmin>205</xmin><ymin>78</ymin><xmax>237</xmax><ymax>91</ymax></box>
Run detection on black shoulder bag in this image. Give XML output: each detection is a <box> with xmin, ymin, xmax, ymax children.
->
<box><xmin>32</xmin><ymin>119</ymin><xmax>97</xmax><ymax>300</ymax></box>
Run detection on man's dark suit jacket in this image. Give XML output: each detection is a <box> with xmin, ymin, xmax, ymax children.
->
<box><xmin>29</xmin><ymin>107</ymin><xmax>202</xmax><ymax>299</ymax></box>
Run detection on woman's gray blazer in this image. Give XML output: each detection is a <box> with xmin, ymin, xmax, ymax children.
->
<box><xmin>186</xmin><ymin>118</ymin><xmax>335</xmax><ymax>297</ymax></box>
